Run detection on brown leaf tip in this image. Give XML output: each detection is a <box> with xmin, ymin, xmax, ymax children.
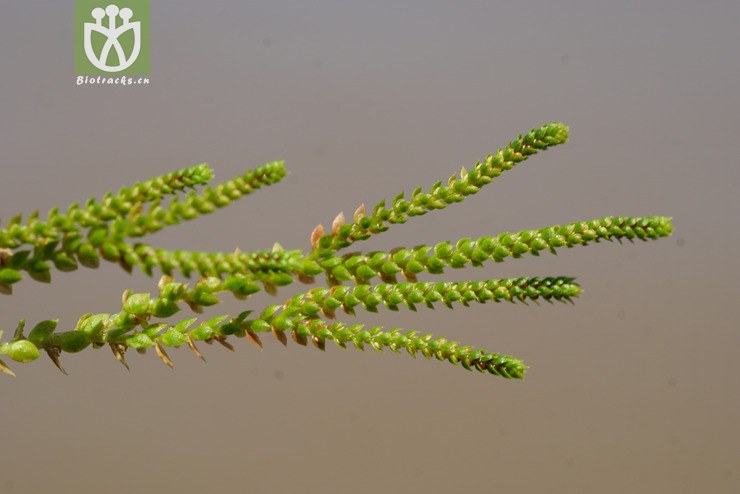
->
<box><xmin>332</xmin><ymin>212</ymin><xmax>346</xmax><ymax>235</ymax></box>
<box><xmin>353</xmin><ymin>204</ymin><xmax>366</xmax><ymax>222</ymax></box>
<box><xmin>310</xmin><ymin>224</ymin><xmax>325</xmax><ymax>250</ymax></box>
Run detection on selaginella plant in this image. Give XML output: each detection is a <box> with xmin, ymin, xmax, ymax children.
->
<box><xmin>0</xmin><ymin>122</ymin><xmax>673</xmax><ymax>378</ymax></box>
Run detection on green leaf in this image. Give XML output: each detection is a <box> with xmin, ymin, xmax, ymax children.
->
<box><xmin>123</xmin><ymin>293</ymin><xmax>151</xmax><ymax>316</ymax></box>
<box><xmin>58</xmin><ymin>332</ymin><xmax>90</xmax><ymax>353</ymax></box>
<box><xmin>150</xmin><ymin>299</ymin><xmax>180</xmax><ymax>318</ymax></box>
<box><xmin>126</xmin><ymin>333</ymin><xmax>154</xmax><ymax>350</ymax></box>
<box><xmin>0</xmin><ymin>268</ymin><xmax>23</xmax><ymax>285</ymax></box>
<box><xmin>6</xmin><ymin>340</ymin><xmax>40</xmax><ymax>363</ymax></box>
<box><xmin>28</xmin><ymin>320</ymin><xmax>58</xmax><ymax>347</ymax></box>
<box><xmin>88</xmin><ymin>227</ymin><xmax>109</xmax><ymax>247</ymax></box>
<box><xmin>160</xmin><ymin>328</ymin><xmax>188</xmax><ymax>347</ymax></box>
<box><xmin>8</xmin><ymin>250</ymin><xmax>31</xmax><ymax>268</ymax></box>
<box><xmin>77</xmin><ymin>243</ymin><xmax>100</xmax><ymax>268</ymax></box>
<box><xmin>52</xmin><ymin>252</ymin><xmax>79</xmax><ymax>272</ymax></box>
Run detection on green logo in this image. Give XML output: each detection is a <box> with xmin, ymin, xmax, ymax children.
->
<box><xmin>75</xmin><ymin>0</ymin><xmax>150</xmax><ymax>75</ymax></box>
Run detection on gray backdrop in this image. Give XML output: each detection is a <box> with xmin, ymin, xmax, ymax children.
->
<box><xmin>1</xmin><ymin>1</ymin><xmax>738</xmax><ymax>493</ymax></box>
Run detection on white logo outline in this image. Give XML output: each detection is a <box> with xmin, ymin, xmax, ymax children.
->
<box><xmin>83</xmin><ymin>4</ymin><xmax>141</xmax><ymax>73</ymax></box>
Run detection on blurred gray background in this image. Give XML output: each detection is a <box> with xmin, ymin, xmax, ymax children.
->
<box><xmin>1</xmin><ymin>1</ymin><xmax>738</xmax><ymax>493</ymax></box>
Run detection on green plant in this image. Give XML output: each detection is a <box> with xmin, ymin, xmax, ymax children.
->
<box><xmin>0</xmin><ymin>122</ymin><xmax>673</xmax><ymax>378</ymax></box>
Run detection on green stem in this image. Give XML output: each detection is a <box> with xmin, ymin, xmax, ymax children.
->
<box><xmin>309</xmin><ymin>122</ymin><xmax>569</xmax><ymax>257</ymax></box>
<box><xmin>320</xmin><ymin>215</ymin><xmax>673</xmax><ymax>284</ymax></box>
<box><xmin>286</xmin><ymin>277</ymin><xmax>582</xmax><ymax>317</ymax></box>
